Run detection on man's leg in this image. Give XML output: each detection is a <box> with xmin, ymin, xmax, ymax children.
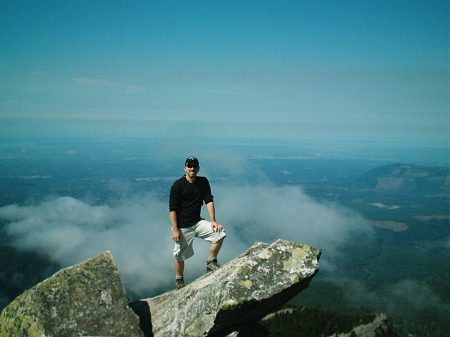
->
<box><xmin>174</xmin><ymin>260</ymin><xmax>185</xmax><ymax>289</ymax></box>
<box><xmin>195</xmin><ymin>220</ymin><xmax>227</xmax><ymax>273</ymax></box>
<box><xmin>207</xmin><ymin>237</ymin><xmax>225</xmax><ymax>272</ymax></box>
<box><xmin>173</xmin><ymin>227</ymin><xmax>195</xmax><ymax>289</ymax></box>
<box><xmin>174</xmin><ymin>259</ymin><xmax>185</xmax><ymax>276</ymax></box>
<box><xmin>209</xmin><ymin>236</ymin><xmax>225</xmax><ymax>259</ymax></box>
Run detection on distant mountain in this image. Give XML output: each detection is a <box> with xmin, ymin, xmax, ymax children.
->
<box><xmin>356</xmin><ymin>164</ymin><xmax>450</xmax><ymax>196</ymax></box>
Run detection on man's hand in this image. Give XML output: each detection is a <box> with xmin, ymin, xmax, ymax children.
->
<box><xmin>211</xmin><ymin>221</ymin><xmax>223</xmax><ymax>232</ymax></box>
<box><xmin>172</xmin><ymin>229</ymin><xmax>180</xmax><ymax>242</ymax></box>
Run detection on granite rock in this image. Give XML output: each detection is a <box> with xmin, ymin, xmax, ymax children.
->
<box><xmin>145</xmin><ymin>239</ymin><xmax>321</xmax><ymax>337</ymax></box>
<box><xmin>0</xmin><ymin>251</ymin><xmax>143</xmax><ymax>337</ymax></box>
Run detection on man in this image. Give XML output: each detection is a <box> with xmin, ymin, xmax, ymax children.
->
<box><xmin>169</xmin><ymin>156</ymin><xmax>226</xmax><ymax>289</ymax></box>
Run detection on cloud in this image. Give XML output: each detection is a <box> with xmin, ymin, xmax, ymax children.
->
<box><xmin>0</xmin><ymin>180</ymin><xmax>371</xmax><ymax>299</ymax></box>
<box><xmin>0</xmin><ymin>195</ymin><xmax>172</xmax><ymax>295</ymax></box>
<box><xmin>171</xmin><ymin>85</ymin><xmax>245</xmax><ymax>95</ymax></box>
<box><xmin>72</xmin><ymin>77</ymin><xmax>142</xmax><ymax>93</ymax></box>
<box><xmin>0</xmin><ymin>148</ymin><xmax>374</xmax><ymax>298</ymax></box>
<box><xmin>217</xmin><ymin>184</ymin><xmax>371</xmax><ymax>256</ymax></box>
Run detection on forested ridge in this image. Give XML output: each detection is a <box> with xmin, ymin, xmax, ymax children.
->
<box><xmin>262</xmin><ymin>306</ymin><xmax>382</xmax><ymax>337</ymax></box>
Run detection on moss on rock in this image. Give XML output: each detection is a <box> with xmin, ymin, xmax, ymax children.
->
<box><xmin>0</xmin><ymin>251</ymin><xmax>143</xmax><ymax>337</ymax></box>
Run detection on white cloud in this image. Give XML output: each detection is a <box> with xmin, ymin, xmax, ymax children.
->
<box><xmin>72</xmin><ymin>77</ymin><xmax>142</xmax><ymax>94</ymax></box>
<box><xmin>0</xmin><ymin>179</ymin><xmax>372</xmax><ymax>298</ymax></box>
<box><xmin>171</xmin><ymin>85</ymin><xmax>245</xmax><ymax>95</ymax></box>
<box><xmin>1</xmin><ymin>195</ymin><xmax>171</xmax><ymax>295</ymax></box>
<box><xmin>0</xmin><ymin>147</ymin><xmax>375</xmax><ymax>297</ymax></box>
<box><xmin>217</xmin><ymin>184</ymin><xmax>371</xmax><ymax>255</ymax></box>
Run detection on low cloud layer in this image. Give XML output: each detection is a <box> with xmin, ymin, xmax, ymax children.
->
<box><xmin>2</xmin><ymin>166</ymin><xmax>448</xmax><ymax>327</ymax></box>
<box><xmin>0</xmin><ymin>194</ymin><xmax>171</xmax><ymax>294</ymax></box>
<box><xmin>0</xmin><ymin>180</ymin><xmax>371</xmax><ymax>297</ymax></box>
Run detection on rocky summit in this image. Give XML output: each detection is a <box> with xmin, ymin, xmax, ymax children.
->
<box><xmin>0</xmin><ymin>251</ymin><xmax>143</xmax><ymax>337</ymax></box>
<box><xmin>143</xmin><ymin>239</ymin><xmax>321</xmax><ymax>337</ymax></box>
<box><xmin>0</xmin><ymin>239</ymin><xmax>321</xmax><ymax>337</ymax></box>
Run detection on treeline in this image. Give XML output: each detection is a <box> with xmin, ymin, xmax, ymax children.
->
<box><xmin>260</xmin><ymin>305</ymin><xmax>450</xmax><ymax>337</ymax></box>
<box><xmin>260</xmin><ymin>306</ymin><xmax>391</xmax><ymax>337</ymax></box>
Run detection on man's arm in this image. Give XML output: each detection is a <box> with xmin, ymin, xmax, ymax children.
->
<box><xmin>170</xmin><ymin>211</ymin><xmax>180</xmax><ymax>242</ymax></box>
<box><xmin>206</xmin><ymin>201</ymin><xmax>223</xmax><ymax>232</ymax></box>
<box><xmin>169</xmin><ymin>180</ymin><xmax>182</xmax><ymax>242</ymax></box>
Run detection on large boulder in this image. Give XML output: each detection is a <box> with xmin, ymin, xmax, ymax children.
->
<box><xmin>144</xmin><ymin>239</ymin><xmax>321</xmax><ymax>337</ymax></box>
<box><xmin>0</xmin><ymin>251</ymin><xmax>143</xmax><ymax>337</ymax></box>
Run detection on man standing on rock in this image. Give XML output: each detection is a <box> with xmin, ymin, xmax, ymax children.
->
<box><xmin>169</xmin><ymin>156</ymin><xmax>226</xmax><ymax>289</ymax></box>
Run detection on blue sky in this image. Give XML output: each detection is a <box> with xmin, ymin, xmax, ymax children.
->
<box><xmin>0</xmin><ymin>0</ymin><xmax>448</xmax><ymax>146</ymax></box>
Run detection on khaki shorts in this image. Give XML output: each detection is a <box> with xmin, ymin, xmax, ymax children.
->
<box><xmin>173</xmin><ymin>220</ymin><xmax>226</xmax><ymax>261</ymax></box>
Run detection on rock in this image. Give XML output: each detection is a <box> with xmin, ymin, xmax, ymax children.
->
<box><xmin>0</xmin><ymin>240</ymin><xmax>321</xmax><ymax>337</ymax></box>
<box><xmin>0</xmin><ymin>251</ymin><xmax>143</xmax><ymax>337</ymax></box>
<box><xmin>144</xmin><ymin>239</ymin><xmax>321</xmax><ymax>337</ymax></box>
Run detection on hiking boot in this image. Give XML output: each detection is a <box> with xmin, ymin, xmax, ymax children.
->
<box><xmin>206</xmin><ymin>259</ymin><xmax>221</xmax><ymax>273</ymax></box>
<box><xmin>175</xmin><ymin>278</ymin><xmax>185</xmax><ymax>290</ymax></box>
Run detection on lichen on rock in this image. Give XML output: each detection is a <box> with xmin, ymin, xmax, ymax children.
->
<box><xmin>0</xmin><ymin>251</ymin><xmax>143</xmax><ymax>337</ymax></box>
<box><xmin>145</xmin><ymin>239</ymin><xmax>321</xmax><ymax>337</ymax></box>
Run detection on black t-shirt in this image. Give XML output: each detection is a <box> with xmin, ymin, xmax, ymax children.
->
<box><xmin>169</xmin><ymin>176</ymin><xmax>214</xmax><ymax>228</ymax></box>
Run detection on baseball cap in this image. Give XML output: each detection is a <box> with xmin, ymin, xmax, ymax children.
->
<box><xmin>185</xmin><ymin>156</ymin><xmax>199</xmax><ymax>167</ymax></box>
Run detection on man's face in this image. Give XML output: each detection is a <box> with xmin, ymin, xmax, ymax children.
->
<box><xmin>185</xmin><ymin>165</ymin><xmax>200</xmax><ymax>179</ymax></box>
